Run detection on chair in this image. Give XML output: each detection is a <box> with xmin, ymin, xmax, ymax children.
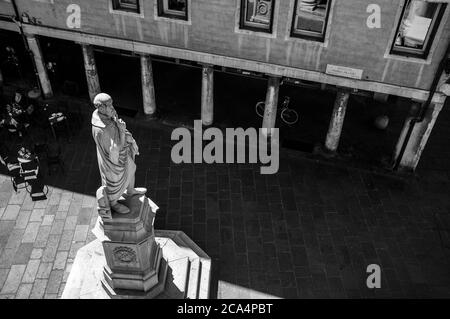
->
<box><xmin>19</xmin><ymin>157</ymin><xmax>48</xmax><ymax>201</ymax></box>
<box><xmin>46</xmin><ymin>142</ymin><xmax>64</xmax><ymax>175</ymax></box>
<box><xmin>7</xmin><ymin>159</ymin><xmax>27</xmax><ymax>192</ymax></box>
<box><xmin>26</xmin><ymin>178</ymin><xmax>48</xmax><ymax>201</ymax></box>
<box><xmin>20</xmin><ymin>158</ymin><xmax>39</xmax><ymax>182</ymax></box>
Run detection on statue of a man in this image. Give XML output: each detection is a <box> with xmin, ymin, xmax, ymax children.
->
<box><xmin>91</xmin><ymin>93</ymin><xmax>146</xmax><ymax>214</ymax></box>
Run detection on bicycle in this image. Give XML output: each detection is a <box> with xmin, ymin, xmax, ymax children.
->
<box><xmin>255</xmin><ymin>96</ymin><xmax>299</xmax><ymax>125</ymax></box>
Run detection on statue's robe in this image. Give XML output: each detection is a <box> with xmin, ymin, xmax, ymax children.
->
<box><xmin>91</xmin><ymin>109</ymin><xmax>138</xmax><ymax>203</ymax></box>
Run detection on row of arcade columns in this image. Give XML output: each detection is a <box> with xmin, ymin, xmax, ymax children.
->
<box><xmin>80</xmin><ymin>44</ymin><xmax>157</xmax><ymax>117</ymax></box>
<box><xmin>23</xmin><ymin>34</ymin><xmax>443</xmax><ymax>172</ymax></box>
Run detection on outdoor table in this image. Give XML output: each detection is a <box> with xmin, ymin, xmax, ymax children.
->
<box><xmin>27</xmin><ymin>88</ymin><xmax>41</xmax><ymax>100</ymax></box>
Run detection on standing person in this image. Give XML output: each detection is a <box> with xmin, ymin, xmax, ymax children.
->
<box><xmin>91</xmin><ymin>93</ymin><xmax>146</xmax><ymax>214</ymax></box>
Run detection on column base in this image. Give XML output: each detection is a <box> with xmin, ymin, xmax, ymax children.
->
<box><xmin>102</xmin><ymin>241</ymin><xmax>164</xmax><ymax>292</ymax></box>
<box><xmin>201</xmin><ymin>120</ymin><xmax>213</xmax><ymax>127</ymax></box>
<box><xmin>61</xmin><ymin>230</ymin><xmax>212</xmax><ymax>299</ymax></box>
<box><xmin>143</xmin><ymin>110</ymin><xmax>160</xmax><ymax>121</ymax></box>
<box><xmin>101</xmin><ymin>256</ymin><xmax>169</xmax><ymax>299</ymax></box>
<box><xmin>314</xmin><ymin>144</ymin><xmax>337</xmax><ymax>159</ymax></box>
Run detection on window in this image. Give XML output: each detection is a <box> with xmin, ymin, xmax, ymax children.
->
<box><xmin>391</xmin><ymin>0</ymin><xmax>446</xmax><ymax>58</ymax></box>
<box><xmin>157</xmin><ymin>0</ymin><xmax>188</xmax><ymax>20</ymax></box>
<box><xmin>112</xmin><ymin>0</ymin><xmax>140</xmax><ymax>13</ymax></box>
<box><xmin>240</xmin><ymin>0</ymin><xmax>275</xmax><ymax>33</ymax></box>
<box><xmin>291</xmin><ymin>0</ymin><xmax>331</xmax><ymax>41</ymax></box>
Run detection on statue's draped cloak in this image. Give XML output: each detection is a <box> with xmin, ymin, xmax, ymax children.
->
<box><xmin>91</xmin><ymin>109</ymin><xmax>137</xmax><ymax>202</ymax></box>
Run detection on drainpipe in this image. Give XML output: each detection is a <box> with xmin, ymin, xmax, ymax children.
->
<box><xmin>393</xmin><ymin>42</ymin><xmax>450</xmax><ymax>171</ymax></box>
<box><xmin>9</xmin><ymin>0</ymin><xmax>44</xmax><ymax>98</ymax></box>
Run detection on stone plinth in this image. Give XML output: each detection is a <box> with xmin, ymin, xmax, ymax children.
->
<box><xmin>61</xmin><ymin>194</ymin><xmax>211</xmax><ymax>299</ymax></box>
<box><xmin>97</xmin><ymin>194</ymin><xmax>165</xmax><ymax>294</ymax></box>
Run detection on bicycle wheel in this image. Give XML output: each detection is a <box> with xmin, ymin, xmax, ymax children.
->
<box><xmin>281</xmin><ymin>108</ymin><xmax>299</xmax><ymax>125</ymax></box>
<box><xmin>255</xmin><ymin>101</ymin><xmax>266</xmax><ymax>118</ymax></box>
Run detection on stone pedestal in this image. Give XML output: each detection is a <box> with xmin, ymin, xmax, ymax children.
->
<box><xmin>62</xmin><ymin>193</ymin><xmax>211</xmax><ymax>299</ymax></box>
<box><xmin>99</xmin><ymin>194</ymin><xmax>166</xmax><ymax>295</ymax></box>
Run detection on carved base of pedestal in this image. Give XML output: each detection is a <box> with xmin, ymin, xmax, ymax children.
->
<box><xmin>61</xmin><ymin>230</ymin><xmax>211</xmax><ymax>299</ymax></box>
<box><xmin>102</xmin><ymin>242</ymin><xmax>164</xmax><ymax>293</ymax></box>
<box><xmin>101</xmin><ymin>257</ymin><xmax>169</xmax><ymax>299</ymax></box>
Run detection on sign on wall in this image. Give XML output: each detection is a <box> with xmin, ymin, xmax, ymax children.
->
<box><xmin>325</xmin><ymin>64</ymin><xmax>364</xmax><ymax>80</ymax></box>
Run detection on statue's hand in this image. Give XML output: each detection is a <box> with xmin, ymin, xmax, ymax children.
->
<box><xmin>117</xmin><ymin>118</ymin><xmax>126</xmax><ymax>131</ymax></box>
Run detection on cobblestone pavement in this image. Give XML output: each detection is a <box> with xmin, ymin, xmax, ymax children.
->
<box><xmin>1</xmin><ymin>101</ymin><xmax>450</xmax><ymax>299</ymax></box>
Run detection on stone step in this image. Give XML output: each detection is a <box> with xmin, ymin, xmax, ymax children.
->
<box><xmin>198</xmin><ymin>259</ymin><xmax>211</xmax><ymax>299</ymax></box>
<box><xmin>169</xmin><ymin>231</ymin><xmax>211</xmax><ymax>299</ymax></box>
<box><xmin>164</xmin><ymin>256</ymin><xmax>190</xmax><ymax>299</ymax></box>
<box><xmin>186</xmin><ymin>258</ymin><xmax>200</xmax><ymax>299</ymax></box>
<box><xmin>182</xmin><ymin>258</ymin><xmax>211</xmax><ymax>299</ymax></box>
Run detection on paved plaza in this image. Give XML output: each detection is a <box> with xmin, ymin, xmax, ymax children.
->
<box><xmin>0</xmin><ymin>98</ymin><xmax>450</xmax><ymax>299</ymax></box>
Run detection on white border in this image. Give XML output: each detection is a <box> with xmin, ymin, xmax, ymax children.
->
<box><xmin>234</xmin><ymin>0</ymin><xmax>280</xmax><ymax>39</ymax></box>
<box><xmin>383</xmin><ymin>1</ymin><xmax>450</xmax><ymax>64</ymax></box>
<box><xmin>153</xmin><ymin>0</ymin><xmax>191</xmax><ymax>25</ymax></box>
<box><xmin>109</xmin><ymin>0</ymin><xmax>145</xmax><ymax>19</ymax></box>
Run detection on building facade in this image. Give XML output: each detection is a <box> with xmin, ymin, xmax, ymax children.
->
<box><xmin>0</xmin><ymin>0</ymin><xmax>449</xmax><ymax>171</ymax></box>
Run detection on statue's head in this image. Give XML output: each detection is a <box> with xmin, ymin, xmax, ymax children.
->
<box><xmin>93</xmin><ymin>93</ymin><xmax>115</xmax><ymax>118</ymax></box>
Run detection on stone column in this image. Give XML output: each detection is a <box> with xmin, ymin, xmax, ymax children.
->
<box><xmin>396</xmin><ymin>101</ymin><xmax>444</xmax><ymax>171</ymax></box>
<box><xmin>81</xmin><ymin>44</ymin><xmax>101</xmax><ymax>102</ymax></box>
<box><xmin>392</xmin><ymin>101</ymin><xmax>421</xmax><ymax>167</ymax></box>
<box><xmin>201</xmin><ymin>64</ymin><xmax>214</xmax><ymax>126</ymax></box>
<box><xmin>262</xmin><ymin>76</ymin><xmax>281</xmax><ymax>136</ymax></box>
<box><xmin>26</xmin><ymin>34</ymin><xmax>53</xmax><ymax>98</ymax></box>
<box><xmin>140</xmin><ymin>55</ymin><xmax>157</xmax><ymax>116</ymax></box>
<box><xmin>325</xmin><ymin>90</ymin><xmax>350</xmax><ymax>152</ymax></box>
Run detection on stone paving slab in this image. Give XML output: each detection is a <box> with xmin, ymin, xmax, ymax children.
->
<box><xmin>0</xmin><ymin>106</ymin><xmax>450</xmax><ymax>299</ymax></box>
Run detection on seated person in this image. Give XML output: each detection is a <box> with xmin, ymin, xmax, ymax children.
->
<box><xmin>1</xmin><ymin>104</ymin><xmax>25</xmax><ymax>137</ymax></box>
<box><xmin>11</xmin><ymin>90</ymin><xmax>29</xmax><ymax>109</ymax></box>
<box><xmin>17</xmin><ymin>104</ymin><xmax>35</xmax><ymax>128</ymax></box>
<box><xmin>12</xmin><ymin>90</ymin><xmax>35</xmax><ymax>126</ymax></box>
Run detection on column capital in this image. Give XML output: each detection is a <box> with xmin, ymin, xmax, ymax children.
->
<box><xmin>77</xmin><ymin>42</ymin><xmax>92</xmax><ymax>48</ymax></box>
<box><xmin>265</xmin><ymin>73</ymin><xmax>282</xmax><ymax>79</ymax></box>
<box><xmin>200</xmin><ymin>63</ymin><xmax>214</xmax><ymax>68</ymax></box>
<box><xmin>24</xmin><ymin>33</ymin><xmax>35</xmax><ymax>39</ymax></box>
<box><xmin>335</xmin><ymin>86</ymin><xmax>353</xmax><ymax>93</ymax></box>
